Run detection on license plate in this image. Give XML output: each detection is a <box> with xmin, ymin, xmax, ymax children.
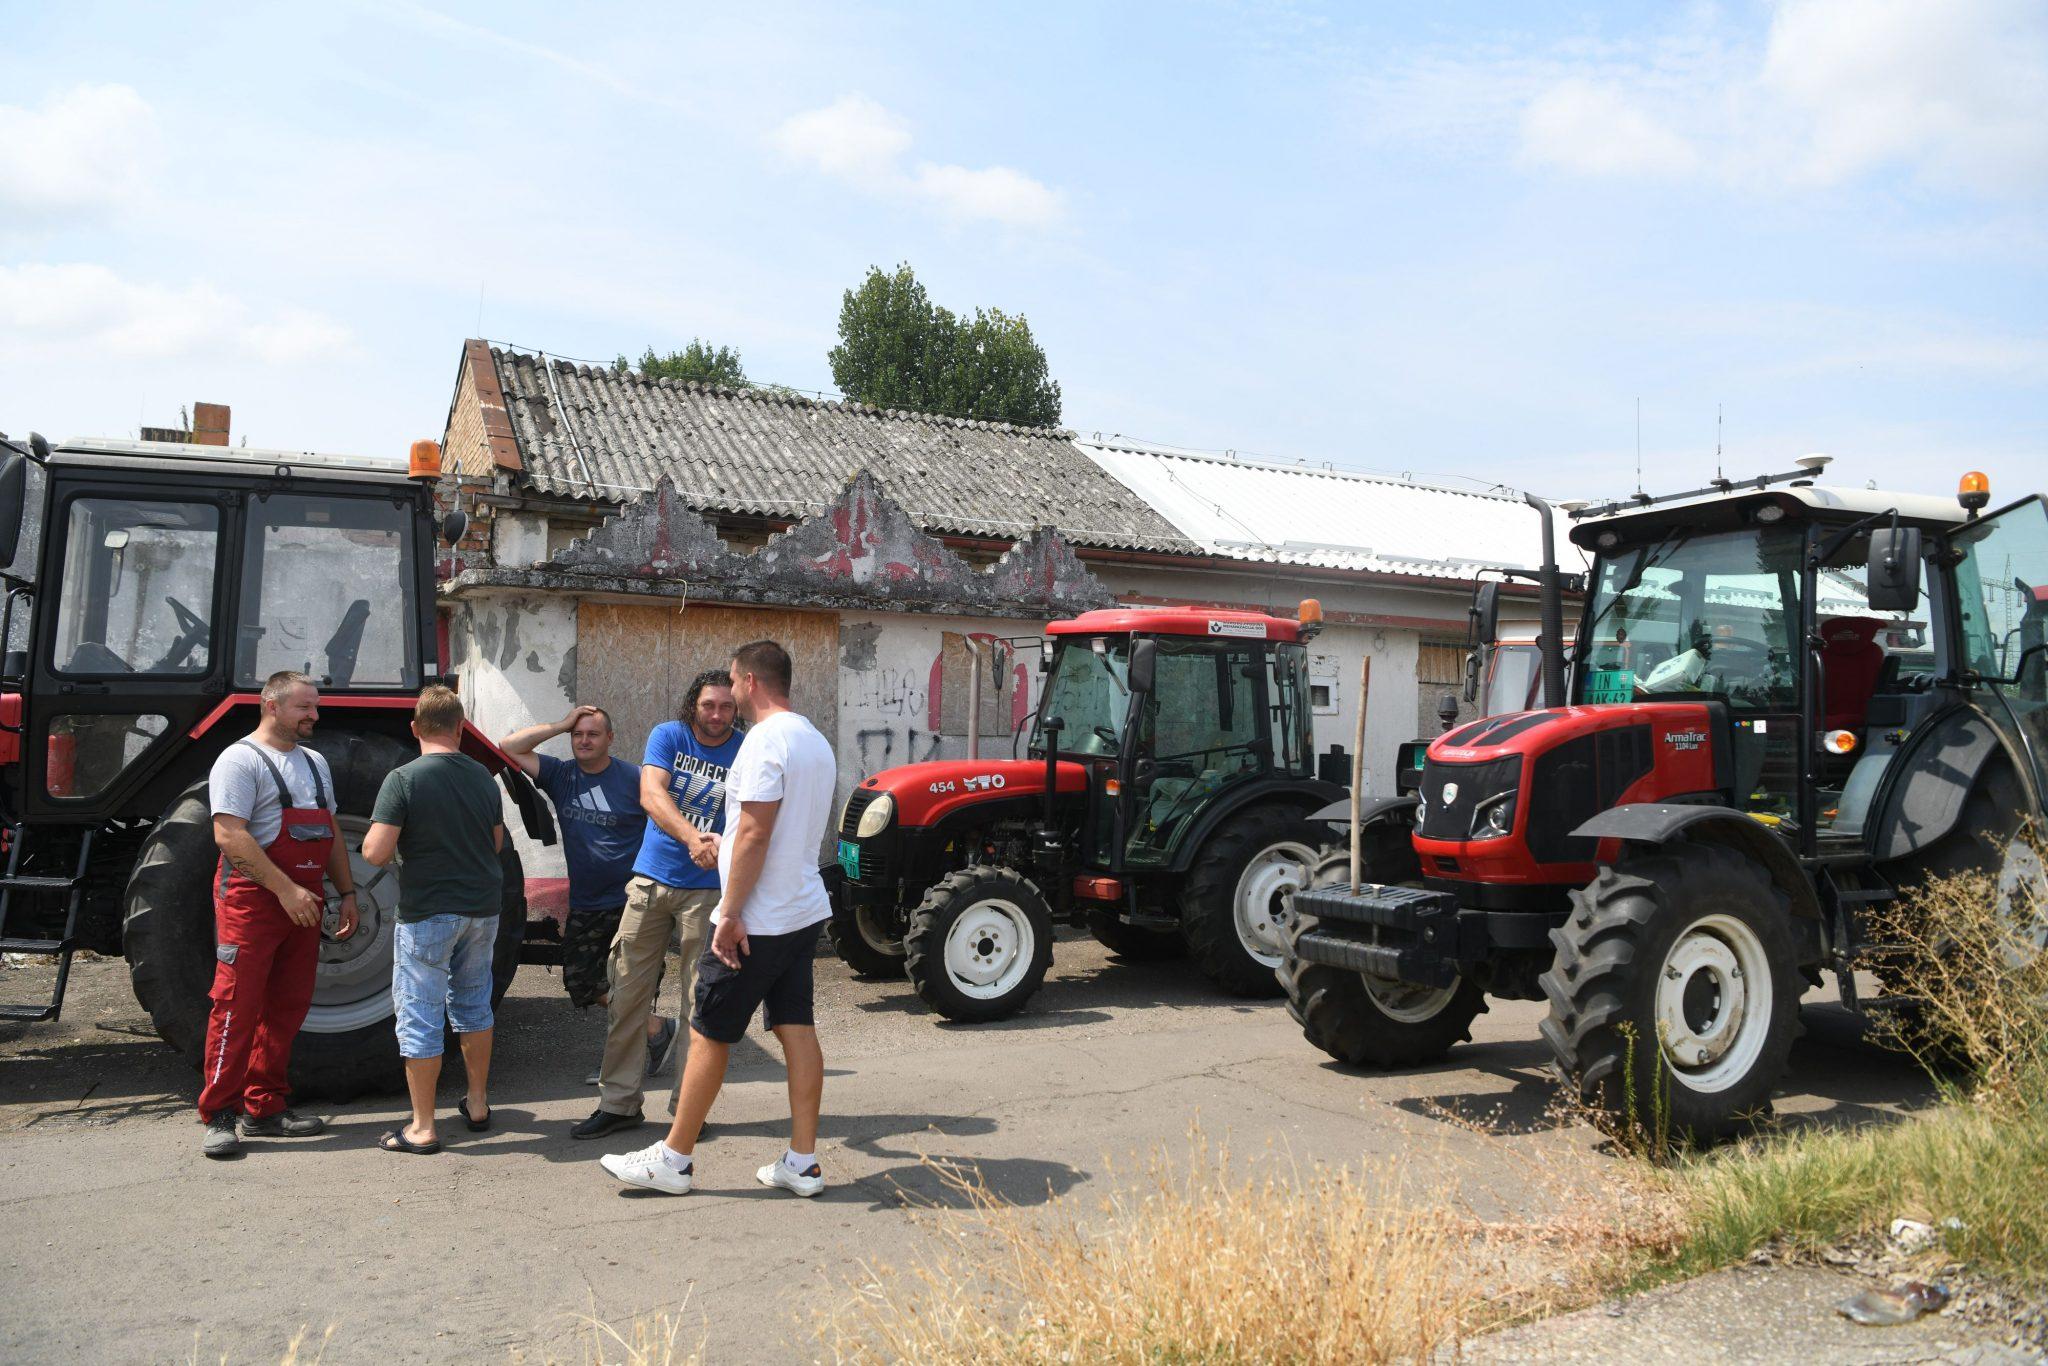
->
<box><xmin>836</xmin><ymin>839</ymin><xmax>861</xmax><ymax>879</ymax></box>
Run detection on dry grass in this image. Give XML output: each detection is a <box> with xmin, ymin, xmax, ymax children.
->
<box><xmin>527</xmin><ymin>1299</ymin><xmax>705</xmax><ymax>1366</ymax></box>
<box><xmin>818</xmin><ymin>1131</ymin><xmax>1670</xmax><ymax>1364</ymax></box>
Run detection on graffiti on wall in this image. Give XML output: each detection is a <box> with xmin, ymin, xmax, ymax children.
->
<box><xmin>841</xmin><ymin>627</ymin><xmax>1041</xmax><ymax>782</ymax></box>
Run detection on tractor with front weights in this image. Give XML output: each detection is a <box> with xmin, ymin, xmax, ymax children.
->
<box><xmin>0</xmin><ymin>431</ymin><xmax>555</xmax><ymax>1097</ymax></box>
<box><xmin>1282</xmin><ymin>462</ymin><xmax>2048</xmax><ymax>1142</ymax></box>
<box><xmin>830</xmin><ymin>604</ymin><xmax>1343</xmax><ymax>1021</ymax></box>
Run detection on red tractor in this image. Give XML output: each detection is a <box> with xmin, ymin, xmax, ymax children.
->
<box><xmin>830</xmin><ymin>605</ymin><xmax>1346</xmax><ymax>1020</ymax></box>
<box><xmin>1283</xmin><ymin>464</ymin><xmax>2048</xmax><ymax>1141</ymax></box>
<box><xmin>0</xmin><ymin>431</ymin><xmax>555</xmax><ymax>1096</ymax></box>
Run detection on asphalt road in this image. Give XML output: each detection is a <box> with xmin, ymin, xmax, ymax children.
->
<box><xmin>0</xmin><ymin>936</ymin><xmax>1942</xmax><ymax>1364</ymax></box>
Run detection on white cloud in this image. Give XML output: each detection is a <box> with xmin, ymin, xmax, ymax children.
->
<box><xmin>0</xmin><ymin>263</ymin><xmax>354</xmax><ymax>364</ymax></box>
<box><xmin>1520</xmin><ymin>79</ymin><xmax>1699</xmax><ymax>178</ymax></box>
<box><xmin>1761</xmin><ymin>0</ymin><xmax>2048</xmax><ymax>192</ymax></box>
<box><xmin>772</xmin><ymin>94</ymin><xmax>1065</xmax><ymax>228</ymax></box>
<box><xmin>0</xmin><ymin>84</ymin><xmax>157</xmax><ymax>219</ymax></box>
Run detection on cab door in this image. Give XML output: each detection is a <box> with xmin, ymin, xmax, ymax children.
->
<box><xmin>1952</xmin><ymin>494</ymin><xmax>2048</xmax><ymax>810</ymax></box>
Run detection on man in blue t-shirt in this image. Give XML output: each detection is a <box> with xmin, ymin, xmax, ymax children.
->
<box><xmin>571</xmin><ymin>670</ymin><xmax>744</xmax><ymax>1141</ymax></box>
<box><xmin>500</xmin><ymin>706</ymin><xmax>660</xmax><ymax>1066</ymax></box>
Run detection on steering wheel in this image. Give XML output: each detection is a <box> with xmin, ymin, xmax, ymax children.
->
<box><xmin>1093</xmin><ymin>724</ymin><xmax>1120</xmax><ymax>750</ymax></box>
<box><xmin>156</xmin><ymin>595</ymin><xmax>210</xmax><ymax>672</ymax></box>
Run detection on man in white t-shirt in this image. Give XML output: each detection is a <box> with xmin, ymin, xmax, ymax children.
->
<box><xmin>601</xmin><ymin>639</ymin><xmax>838</xmax><ymax>1198</ymax></box>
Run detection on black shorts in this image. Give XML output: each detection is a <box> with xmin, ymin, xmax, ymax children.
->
<box><xmin>690</xmin><ymin>922</ymin><xmax>822</xmax><ymax>1044</ymax></box>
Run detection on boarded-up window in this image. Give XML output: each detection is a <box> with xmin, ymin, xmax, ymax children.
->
<box><xmin>935</xmin><ymin>632</ymin><xmax>1014</xmax><ymax>740</ymax></box>
<box><xmin>1416</xmin><ymin>640</ymin><xmax>1470</xmax><ymax>737</ymax></box>
<box><xmin>575</xmin><ymin>601</ymin><xmax>839</xmax><ymax>771</ymax></box>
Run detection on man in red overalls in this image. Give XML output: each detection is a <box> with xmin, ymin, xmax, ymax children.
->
<box><xmin>199</xmin><ymin>670</ymin><xmax>359</xmax><ymax>1158</ymax></box>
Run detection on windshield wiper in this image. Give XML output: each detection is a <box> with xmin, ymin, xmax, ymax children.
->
<box><xmin>1578</xmin><ymin>529</ymin><xmax>1693</xmax><ymax>660</ymax></box>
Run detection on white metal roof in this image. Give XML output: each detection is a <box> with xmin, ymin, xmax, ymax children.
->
<box><xmin>55</xmin><ymin>437</ymin><xmax>413</xmax><ymax>482</ymax></box>
<box><xmin>1574</xmin><ymin>481</ymin><xmax>1967</xmax><ymax>531</ymax></box>
<box><xmin>1078</xmin><ymin>440</ymin><xmax>1571</xmax><ymax>581</ymax></box>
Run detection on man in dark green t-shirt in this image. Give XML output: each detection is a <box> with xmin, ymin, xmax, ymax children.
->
<box><xmin>363</xmin><ymin>686</ymin><xmax>504</xmax><ymax>1154</ymax></box>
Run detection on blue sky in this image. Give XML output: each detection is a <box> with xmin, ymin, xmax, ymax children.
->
<box><xmin>2</xmin><ymin>0</ymin><xmax>2042</xmax><ymax>505</ymax></box>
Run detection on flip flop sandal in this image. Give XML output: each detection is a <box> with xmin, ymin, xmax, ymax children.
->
<box><xmin>458</xmin><ymin>1099</ymin><xmax>491</xmax><ymax>1133</ymax></box>
<box><xmin>379</xmin><ymin>1128</ymin><xmax>441</xmax><ymax>1155</ymax></box>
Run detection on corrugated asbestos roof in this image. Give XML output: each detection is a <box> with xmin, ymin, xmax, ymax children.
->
<box><xmin>1079</xmin><ymin>441</ymin><xmax>1570</xmax><ymax>581</ymax></box>
<box><xmin>489</xmin><ymin>348</ymin><xmax>1197</xmax><ymax>554</ymax></box>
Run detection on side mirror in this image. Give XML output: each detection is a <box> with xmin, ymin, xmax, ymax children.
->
<box><xmin>1039</xmin><ymin>639</ymin><xmax>1054</xmax><ymax>673</ymax></box>
<box><xmin>1867</xmin><ymin>527</ymin><xmax>1922</xmax><ymax>613</ymax></box>
<box><xmin>1128</xmin><ymin>638</ymin><xmax>1156</xmax><ymax>694</ymax></box>
<box><xmin>440</xmin><ymin>509</ymin><xmax>469</xmax><ymax>546</ymax></box>
<box><xmin>1462</xmin><ymin>648</ymin><xmax>1480</xmax><ymax>704</ymax></box>
<box><xmin>1469</xmin><ymin>580</ymin><xmax>1501</xmax><ymax>652</ymax></box>
<box><xmin>0</xmin><ymin>450</ymin><xmax>25</xmax><ymax>568</ymax></box>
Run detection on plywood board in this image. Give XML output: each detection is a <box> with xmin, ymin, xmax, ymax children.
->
<box><xmin>575</xmin><ymin>601</ymin><xmax>840</xmax><ymax>768</ymax></box>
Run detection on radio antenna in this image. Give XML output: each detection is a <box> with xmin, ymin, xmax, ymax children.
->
<box><xmin>1716</xmin><ymin>404</ymin><xmax>1723</xmax><ymax>482</ymax></box>
<box><xmin>1635</xmin><ymin>398</ymin><xmax>1643</xmax><ymax>496</ymax></box>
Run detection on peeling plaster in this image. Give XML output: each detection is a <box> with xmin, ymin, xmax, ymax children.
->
<box><xmin>840</xmin><ymin>622</ymin><xmax>881</xmax><ymax>671</ymax></box>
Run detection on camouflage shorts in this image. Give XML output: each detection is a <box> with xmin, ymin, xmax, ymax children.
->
<box><xmin>562</xmin><ymin>905</ymin><xmax>627</xmax><ymax>1009</ymax></box>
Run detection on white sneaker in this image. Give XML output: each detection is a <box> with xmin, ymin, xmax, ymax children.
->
<box><xmin>600</xmin><ymin>1141</ymin><xmax>693</xmax><ymax>1195</ymax></box>
<box><xmin>757</xmin><ymin>1158</ymin><xmax>825</xmax><ymax>1198</ymax></box>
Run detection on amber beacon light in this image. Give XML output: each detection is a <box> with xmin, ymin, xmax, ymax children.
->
<box><xmin>1958</xmin><ymin>470</ymin><xmax>1990</xmax><ymax>515</ymax></box>
<box><xmin>408</xmin><ymin>439</ymin><xmax>444</xmax><ymax>481</ymax></box>
<box><xmin>1298</xmin><ymin>598</ymin><xmax>1324</xmax><ymax>639</ymax></box>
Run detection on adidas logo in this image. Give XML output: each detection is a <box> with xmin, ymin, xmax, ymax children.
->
<box><xmin>573</xmin><ymin>788</ymin><xmax>613</xmax><ymax>814</ymax></box>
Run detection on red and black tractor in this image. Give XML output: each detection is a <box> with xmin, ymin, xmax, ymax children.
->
<box><xmin>0</xmin><ymin>431</ymin><xmax>555</xmax><ymax>1096</ymax></box>
<box><xmin>829</xmin><ymin>604</ymin><xmax>1345</xmax><ymax>1020</ymax></box>
<box><xmin>1282</xmin><ymin>463</ymin><xmax>2048</xmax><ymax>1140</ymax></box>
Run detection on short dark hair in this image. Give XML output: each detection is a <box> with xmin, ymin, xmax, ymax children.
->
<box><xmin>679</xmin><ymin>670</ymin><xmax>733</xmax><ymax>723</ymax></box>
<box><xmin>261</xmin><ymin>670</ymin><xmax>315</xmax><ymax>705</ymax></box>
<box><xmin>572</xmin><ymin>706</ymin><xmax>614</xmax><ymax>734</ymax></box>
<box><xmin>731</xmin><ymin>640</ymin><xmax>792</xmax><ymax>697</ymax></box>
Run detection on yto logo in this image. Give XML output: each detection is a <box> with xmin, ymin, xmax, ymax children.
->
<box><xmin>962</xmin><ymin>773</ymin><xmax>1008</xmax><ymax>792</ymax></box>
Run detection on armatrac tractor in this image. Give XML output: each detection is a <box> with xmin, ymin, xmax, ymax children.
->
<box><xmin>0</xmin><ymin>431</ymin><xmax>554</xmax><ymax>1096</ymax></box>
<box><xmin>830</xmin><ymin>604</ymin><xmax>1344</xmax><ymax>1021</ymax></box>
<box><xmin>1282</xmin><ymin>459</ymin><xmax>2048</xmax><ymax>1140</ymax></box>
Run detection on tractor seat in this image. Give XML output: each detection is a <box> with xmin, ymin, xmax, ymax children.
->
<box><xmin>1818</xmin><ymin>616</ymin><xmax>1886</xmax><ymax>733</ymax></box>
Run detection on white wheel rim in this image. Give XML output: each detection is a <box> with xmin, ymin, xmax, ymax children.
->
<box><xmin>305</xmin><ymin>815</ymin><xmax>401</xmax><ymax>1034</ymax></box>
<box><xmin>1655</xmin><ymin>912</ymin><xmax>1773</xmax><ymax>1093</ymax></box>
<box><xmin>943</xmin><ymin>898</ymin><xmax>1035</xmax><ymax>1000</ymax></box>
<box><xmin>1235</xmin><ymin>839</ymin><xmax>1318</xmax><ymax>966</ymax></box>
<box><xmin>1301</xmin><ymin>846</ymin><xmax>1461</xmax><ymax>1021</ymax></box>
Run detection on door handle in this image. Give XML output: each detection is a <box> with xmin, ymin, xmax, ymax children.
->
<box><xmin>57</xmin><ymin>682</ymin><xmax>109</xmax><ymax>695</ymax></box>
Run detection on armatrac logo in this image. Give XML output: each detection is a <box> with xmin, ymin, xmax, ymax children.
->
<box><xmin>1208</xmin><ymin>619</ymin><xmax>1267</xmax><ymax>639</ymax></box>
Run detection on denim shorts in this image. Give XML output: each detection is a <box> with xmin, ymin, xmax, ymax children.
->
<box><xmin>393</xmin><ymin>913</ymin><xmax>499</xmax><ymax>1058</ymax></box>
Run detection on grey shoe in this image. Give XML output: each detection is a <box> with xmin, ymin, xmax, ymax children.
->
<box><xmin>645</xmin><ymin>1016</ymin><xmax>679</xmax><ymax>1077</ymax></box>
<box><xmin>202</xmin><ymin>1112</ymin><xmax>242</xmax><ymax>1159</ymax></box>
<box><xmin>241</xmin><ymin>1110</ymin><xmax>324</xmax><ymax>1138</ymax></box>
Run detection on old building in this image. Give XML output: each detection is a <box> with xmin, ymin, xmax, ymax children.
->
<box><xmin>434</xmin><ymin>340</ymin><xmax>1562</xmax><ymax>877</ymax></box>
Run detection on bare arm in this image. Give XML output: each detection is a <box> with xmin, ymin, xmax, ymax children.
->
<box><xmin>494</xmin><ymin>824</ymin><xmax>504</xmax><ymax>854</ymax></box>
<box><xmin>708</xmin><ymin>799</ymin><xmax>780</xmax><ymax>965</ymax></box>
<box><xmin>323</xmin><ymin>830</ymin><xmax>359</xmax><ymax>939</ymax></box>
<box><xmin>214</xmin><ymin>814</ymin><xmax>323</xmax><ymax>927</ymax></box>
<box><xmin>640</xmin><ymin>764</ymin><xmax>714</xmax><ymax>860</ymax></box>
<box><xmin>362</xmin><ymin>821</ymin><xmax>400</xmax><ymax>867</ymax></box>
<box><xmin>498</xmin><ymin>706</ymin><xmax>603</xmax><ymax>779</ymax></box>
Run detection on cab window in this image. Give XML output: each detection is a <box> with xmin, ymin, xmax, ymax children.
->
<box><xmin>234</xmin><ymin>493</ymin><xmax>417</xmax><ymax>689</ymax></box>
<box><xmin>52</xmin><ymin>498</ymin><xmax>219</xmax><ymax>676</ymax></box>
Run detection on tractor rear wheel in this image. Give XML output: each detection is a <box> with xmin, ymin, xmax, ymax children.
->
<box><xmin>1182</xmin><ymin>805</ymin><xmax>1324</xmax><ymax>997</ymax></box>
<box><xmin>903</xmin><ymin>865</ymin><xmax>1053</xmax><ymax>1022</ymax></box>
<box><xmin>1280</xmin><ymin>831</ymin><xmax>1487</xmax><ymax>1067</ymax></box>
<box><xmin>1540</xmin><ymin>840</ymin><xmax>1803</xmax><ymax>1145</ymax></box>
<box><xmin>1086</xmin><ymin>910</ymin><xmax>1184</xmax><ymax>961</ymax></box>
<box><xmin>124</xmin><ymin>730</ymin><xmax>527</xmax><ymax>1100</ymax></box>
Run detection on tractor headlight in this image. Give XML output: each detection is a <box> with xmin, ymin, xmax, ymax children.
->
<box><xmin>855</xmin><ymin>792</ymin><xmax>895</xmax><ymax>839</ymax></box>
<box><xmin>1470</xmin><ymin>792</ymin><xmax>1516</xmax><ymax>841</ymax></box>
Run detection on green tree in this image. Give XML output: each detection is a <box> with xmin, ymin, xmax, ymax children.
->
<box><xmin>615</xmin><ymin>339</ymin><xmax>749</xmax><ymax>387</ymax></box>
<box><xmin>828</xmin><ymin>263</ymin><xmax>1062</xmax><ymax>427</ymax></box>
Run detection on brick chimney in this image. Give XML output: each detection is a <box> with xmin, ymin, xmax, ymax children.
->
<box><xmin>192</xmin><ymin>402</ymin><xmax>231</xmax><ymax>447</ymax></box>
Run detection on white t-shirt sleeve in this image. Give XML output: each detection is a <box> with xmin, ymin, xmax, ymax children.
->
<box><xmin>727</xmin><ymin>728</ymin><xmax>786</xmax><ymax>804</ymax></box>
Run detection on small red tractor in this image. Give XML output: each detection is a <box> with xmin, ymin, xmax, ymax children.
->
<box><xmin>829</xmin><ymin>605</ymin><xmax>1347</xmax><ymax>1020</ymax></box>
<box><xmin>1283</xmin><ymin>463</ymin><xmax>2048</xmax><ymax>1141</ymax></box>
<box><xmin>0</xmin><ymin>431</ymin><xmax>555</xmax><ymax>1096</ymax></box>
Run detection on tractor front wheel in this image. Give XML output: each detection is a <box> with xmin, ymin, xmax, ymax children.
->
<box><xmin>827</xmin><ymin>894</ymin><xmax>908</xmax><ymax>980</ymax></box>
<box><xmin>1280</xmin><ymin>834</ymin><xmax>1487</xmax><ymax>1067</ymax></box>
<box><xmin>903</xmin><ymin>866</ymin><xmax>1054</xmax><ymax>1022</ymax></box>
<box><xmin>1539</xmin><ymin>840</ymin><xmax>1803</xmax><ymax>1145</ymax></box>
<box><xmin>1182</xmin><ymin>806</ymin><xmax>1325</xmax><ymax>997</ymax></box>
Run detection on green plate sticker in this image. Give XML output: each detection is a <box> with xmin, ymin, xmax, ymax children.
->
<box><xmin>836</xmin><ymin>839</ymin><xmax>861</xmax><ymax>878</ymax></box>
<box><xmin>1585</xmin><ymin>668</ymin><xmax>1635</xmax><ymax>704</ymax></box>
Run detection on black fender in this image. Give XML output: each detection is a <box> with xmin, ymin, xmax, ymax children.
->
<box><xmin>1866</xmin><ymin>703</ymin><xmax>2041</xmax><ymax>861</ymax></box>
<box><xmin>1304</xmin><ymin>794</ymin><xmax>1419</xmax><ymax>833</ymax></box>
<box><xmin>1166</xmin><ymin>776</ymin><xmax>1347</xmax><ymax>873</ymax></box>
<box><xmin>1570</xmin><ymin>803</ymin><xmax>1821</xmax><ymax>921</ymax></box>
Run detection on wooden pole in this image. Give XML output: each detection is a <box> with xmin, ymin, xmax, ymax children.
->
<box><xmin>1350</xmin><ymin>656</ymin><xmax>1371</xmax><ymax>891</ymax></box>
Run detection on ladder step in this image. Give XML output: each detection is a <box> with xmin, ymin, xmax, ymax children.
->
<box><xmin>0</xmin><ymin>937</ymin><xmax>70</xmax><ymax>955</ymax></box>
<box><xmin>0</xmin><ymin>1003</ymin><xmax>58</xmax><ymax>1022</ymax></box>
<box><xmin>0</xmin><ymin>874</ymin><xmax>81</xmax><ymax>892</ymax></box>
